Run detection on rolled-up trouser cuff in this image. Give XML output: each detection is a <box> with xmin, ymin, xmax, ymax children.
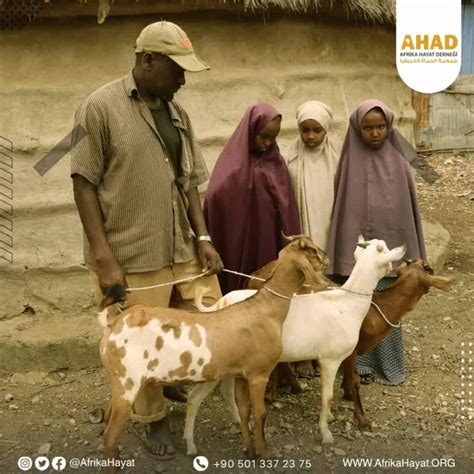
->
<box><xmin>130</xmin><ymin>406</ymin><xmax>167</xmax><ymax>423</ymax></box>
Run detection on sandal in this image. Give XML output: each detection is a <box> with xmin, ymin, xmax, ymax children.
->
<box><xmin>129</xmin><ymin>424</ymin><xmax>176</xmax><ymax>461</ymax></box>
<box><xmin>145</xmin><ymin>433</ymin><xmax>176</xmax><ymax>460</ymax></box>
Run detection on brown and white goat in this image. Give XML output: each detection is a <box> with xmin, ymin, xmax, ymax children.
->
<box><xmin>98</xmin><ymin>235</ymin><xmax>328</xmax><ymax>470</ymax></box>
<box><xmin>341</xmin><ymin>259</ymin><xmax>452</xmax><ymax>429</ymax></box>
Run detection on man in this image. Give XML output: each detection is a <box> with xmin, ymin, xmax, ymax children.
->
<box><xmin>71</xmin><ymin>21</ymin><xmax>223</xmax><ymax>460</ymax></box>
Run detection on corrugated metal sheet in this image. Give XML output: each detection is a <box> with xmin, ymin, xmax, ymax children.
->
<box><xmin>414</xmin><ymin>76</ymin><xmax>474</xmax><ymax>150</ymax></box>
<box><xmin>461</xmin><ymin>1</ymin><xmax>474</xmax><ymax>74</ymax></box>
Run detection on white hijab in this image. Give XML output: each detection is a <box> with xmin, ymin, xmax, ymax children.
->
<box><xmin>287</xmin><ymin>101</ymin><xmax>340</xmax><ymax>251</ymax></box>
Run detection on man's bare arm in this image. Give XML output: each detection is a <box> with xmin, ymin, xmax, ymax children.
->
<box><xmin>72</xmin><ymin>174</ymin><xmax>126</xmax><ymax>294</ymax></box>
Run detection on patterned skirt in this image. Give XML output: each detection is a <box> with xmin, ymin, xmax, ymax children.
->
<box><xmin>355</xmin><ymin>276</ymin><xmax>406</xmax><ymax>385</ymax></box>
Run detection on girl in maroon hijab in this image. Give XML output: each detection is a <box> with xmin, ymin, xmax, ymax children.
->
<box><xmin>204</xmin><ymin>103</ymin><xmax>301</xmax><ymax>294</ymax></box>
<box><xmin>327</xmin><ymin>99</ymin><xmax>426</xmax><ymax>385</ymax></box>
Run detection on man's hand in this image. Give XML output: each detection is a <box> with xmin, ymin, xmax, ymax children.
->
<box><xmin>197</xmin><ymin>241</ymin><xmax>223</xmax><ymax>275</ymax></box>
<box><xmin>97</xmin><ymin>256</ymin><xmax>127</xmax><ymax>296</ymax></box>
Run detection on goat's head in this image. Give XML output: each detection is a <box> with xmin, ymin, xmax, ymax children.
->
<box><xmin>395</xmin><ymin>259</ymin><xmax>453</xmax><ymax>291</ymax></box>
<box><xmin>354</xmin><ymin>235</ymin><xmax>407</xmax><ymax>279</ymax></box>
<box><xmin>279</xmin><ymin>234</ymin><xmax>329</xmax><ymax>286</ymax></box>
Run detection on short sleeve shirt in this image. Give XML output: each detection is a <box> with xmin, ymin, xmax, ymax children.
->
<box><xmin>70</xmin><ymin>71</ymin><xmax>209</xmax><ymax>272</ymax></box>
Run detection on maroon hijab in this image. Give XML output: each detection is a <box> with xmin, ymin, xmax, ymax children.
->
<box><xmin>327</xmin><ymin>99</ymin><xmax>426</xmax><ymax>276</ymax></box>
<box><xmin>204</xmin><ymin>103</ymin><xmax>301</xmax><ymax>293</ymax></box>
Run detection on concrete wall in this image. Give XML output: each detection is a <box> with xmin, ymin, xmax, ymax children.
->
<box><xmin>0</xmin><ymin>13</ymin><xmax>414</xmax><ymax>318</ymax></box>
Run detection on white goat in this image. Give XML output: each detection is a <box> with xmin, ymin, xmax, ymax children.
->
<box><xmin>185</xmin><ymin>237</ymin><xmax>406</xmax><ymax>453</ymax></box>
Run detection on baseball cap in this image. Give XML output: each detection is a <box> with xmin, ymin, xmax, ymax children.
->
<box><xmin>135</xmin><ymin>21</ymin><xmax>210</xmax><ymax>72</ymax></box>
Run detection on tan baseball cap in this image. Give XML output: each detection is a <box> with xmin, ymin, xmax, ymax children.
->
<box><xmin>135</xmin><ymin>21</ymin><xmax>210</xmax><ymax>72</ymax></box>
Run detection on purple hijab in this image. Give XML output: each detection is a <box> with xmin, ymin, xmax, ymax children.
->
<box><xmin>204</xmin><ymin>103</ymin><xmax>301</xmax><ymax>293</ymax></box>
<box><xmin>327</xmin><ymin>99</ymin><xmax>426</xmax><ymax>276</ymax></box>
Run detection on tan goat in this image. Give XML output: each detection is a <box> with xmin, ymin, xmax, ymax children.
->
<box><xmin>98</xmin><ymin>235</ymin><xmax>328</xmax><ymax>470</ymax></box>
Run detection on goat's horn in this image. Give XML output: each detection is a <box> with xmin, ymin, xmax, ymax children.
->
<box><xmin>281</xmin><ymin>231</ymin><xmax>295</xmax><ymax>243</ymax></box>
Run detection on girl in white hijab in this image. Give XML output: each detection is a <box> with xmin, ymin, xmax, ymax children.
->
<box><xmin>286</xmin><ymin>101</ymin><xmax>339</xmax><ymax>377</ymax></box>
<box><xmin>287</xmin><ymin>101</ymin><xmax>340</xmax><ymax>252</ymax></box>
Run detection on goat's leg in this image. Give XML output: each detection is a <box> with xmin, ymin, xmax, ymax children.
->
<box><xmin>220</xmin><ymin>378</ymin><xmax>240</xmax><ymax>423</ymax></box>
<box><xmin>353</xmin><ymin>382</ymin><xmax>371</xmax><ymax>430</ymax></box>
<box><xmin>248</xmin><ymin>376</ymin><xmax>271</xmax><ymax>460</ymax></box>
<box><xmin>235</xmin><ymin>378</ymin><xmax>254</xmax><ymax>458</ymax></box>
<box><xmin>342</xmin><ymin>353</ymin><xmax>371</xmax><ymax>429</ymax></box>
<box><xmin>280</xmin><ymin>363</ymin><xmax>302</xmax><ymax>394</ymax></box>
<box><xmin>319</xmin><ymin>360</ymin><xmax>339</xmax><ymax>444</ymax></box>
<box><xmin>265</xmin><ymin>368</ymin><xmax>278</xmax><ymax>402</ymax></box>
<box><xmin>104</xmin><ymin>402</ymin><xmax>111</xmax><ymax>425</ymax></box>
<box><xmin>184</xmin><ymin>381</ymin><xmax>220</xmax><ymax>455</ymax></box>
<box><xmin>341</xmin><ymin>354</ymin><xmax>357</xmax><ymax>401</ymax></box>
<box><xmin>103</xmin><ymin>393</ymin><xmax>131</xmax><ymax>474</ymax></box>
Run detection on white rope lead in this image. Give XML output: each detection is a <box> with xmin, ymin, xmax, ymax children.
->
<box><xmin>221</xmin><ymin>268</ymin><xmax>266</xmax><ymax>282</ymax></box>
<box><xmin>370</xmin><ymin>301</ymin><xmax>400</xmax><ymax>328</ymax></box>
<box><xmin>126</xmin><ymin>271</ymin><xmax>210</xmax><ymax>292</ymax></box>
<box><xmin>126</xmin><ymin>268</ymin><xmax>265</xmax><ymax>292</ymax></box>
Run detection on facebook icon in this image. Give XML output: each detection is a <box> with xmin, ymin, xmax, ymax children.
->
<box><xmin>51</xmin><ymin>457</ymin><xmax>67</xmax><ymax>471</ymax></box>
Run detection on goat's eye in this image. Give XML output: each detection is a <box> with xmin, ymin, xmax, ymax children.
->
<box><xmin>377</xmin><ymin>244</ymin><xmax>384</xmax><ymax>253</ymax></box>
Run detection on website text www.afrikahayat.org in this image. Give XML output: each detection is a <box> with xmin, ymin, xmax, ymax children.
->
<box><xmin>342</xmin><ymin>457</ymin><xmax>455</xmax><ymax>470</ymax></box>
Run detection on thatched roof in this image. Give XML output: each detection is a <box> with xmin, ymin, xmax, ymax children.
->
<box><xmin>1</xmin><ymin>0</ymin><xmax>394</xmax><ymax>28</ymax></box>
<box><xmin>96</xmin><ymin>0</ymin><xmax>396</xmax><ymax>24</ymax></box>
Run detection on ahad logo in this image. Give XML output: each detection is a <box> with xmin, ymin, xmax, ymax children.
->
<box><xmin>396</xmin><ymin>0</ymin><xmax>462</xmax><ymax>93</ymax></box>
<box><xmin>401</xmin><ymin>34</ymin><xmax>458</xmax><ymax>50</ymax></box>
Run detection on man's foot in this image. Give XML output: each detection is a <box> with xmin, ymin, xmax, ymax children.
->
<box><xmin>163</xmin><ymin>386</ymin><xmax>187</xmax><ymax>403</ymax></box>
<box><xmin>146</xmin><ymin>418</ymin><xmax>176</xmax><ymax>460</ymax></box>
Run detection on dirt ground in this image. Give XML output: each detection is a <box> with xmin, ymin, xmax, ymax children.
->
<box><xmin>0</xmin><ymin>153</ymin><xmax>473</xmax><ymax>474</ymax></box>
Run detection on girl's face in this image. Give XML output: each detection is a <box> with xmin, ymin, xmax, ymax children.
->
<box><xmin>299</xmin><ymin>119</ymin><xmax>327</xmax><ymax>148</ymax></box>
<box><xmin>360</xmin><ymin>109</ymin><xmax>388</xmax><ymax>150</ymax></box>
<box><xmin>254</xmin><ymin>116</ymin><xmax>281</xmax><ymax>154</ymax></box>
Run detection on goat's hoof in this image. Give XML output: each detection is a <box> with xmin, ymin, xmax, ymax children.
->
<box><xmin>244</xmin><ymin>447</ymin><xmax>256</xmax><ymax>459</ymax></box>
<box><xmin>258</xmin><ymin>450</ymin><xmax>271</xmax><ymax>460</ymax></box>
<box><xmin>358</xmin><ymin>421</ymin><xmax>372</xmax><ymax>431</ymax></box>
<box><xmin>321</xmin><ymin>434</ymin><xmax>334</xmax><ymax>445</ymax></box>
<box><xmin>186</xmin><ymin>447</ymin><xmax>198</xmax><ymax>456</ymax></box>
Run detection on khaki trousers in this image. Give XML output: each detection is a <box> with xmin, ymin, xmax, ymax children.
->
<box><xmin>90</xmin><ymin>258</ymin><xmax>222</xmax><ymax>423</ymax></box>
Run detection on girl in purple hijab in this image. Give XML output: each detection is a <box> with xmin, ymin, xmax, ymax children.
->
<box><xmin>327</xmin><ymin>99</ymin><xmax>426</xmax><ymax>385</ymax></box>
<box><xmin>204</xmin><ymin>103</ymin><xmax>301</xmax><ymax>294</ymax></box>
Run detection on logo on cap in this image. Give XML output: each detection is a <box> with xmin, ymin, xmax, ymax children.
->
<box><xmin>181</xmin><ymin>38</ymin><xmax>193</xmax><ymax>50</ymax></box>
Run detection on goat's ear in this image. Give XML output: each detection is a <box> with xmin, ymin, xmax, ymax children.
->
<box><xmin>428</xmin><ymin>275</ymin><xmax>454</xmax><ymax>290</ymax></box>
<box><xmin>294</xmin><ymin>255</ymin><xmax>319</xmax><ymax>286</ymax></box>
